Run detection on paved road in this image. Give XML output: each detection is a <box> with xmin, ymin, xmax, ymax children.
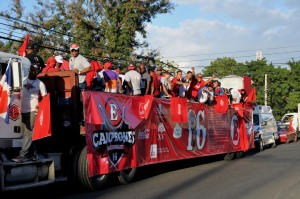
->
<box><xmin>2</xmin><ymin>141</ymin><xmax>300</xmax><ymax>199</ymax></box>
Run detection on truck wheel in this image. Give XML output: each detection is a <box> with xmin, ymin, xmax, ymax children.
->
<box><xmin>118</xmin><ymin>168</ymin><xmax>138</xmax><ymax>184</ymax></box>
<box><xmin>256</xmin><ymin>137</ymin><xmax>264</xmax><ymax>152</ymax></box>
<box><xmin>235</xmin><ymin>151</ymin><xmax>244</xmax><ymax>159</ymax></box>
<box><xmin>78</xmin><ymin>146</ymin><xmax>109</xmax><ymax>191</ymax></box>
<box><xmin>223</xmin><ymin>152</ymin><xmax>235</xmax><ymax>161</ymax></box>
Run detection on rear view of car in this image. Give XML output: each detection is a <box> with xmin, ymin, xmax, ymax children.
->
<box><xmin>277</xmin><ymin>124</ymin><xmax>289</xmax><ymax>143</ymax></box>
<box><xmin>253</xmin><ymin>105</ymin><xmax>277</xmax><ymax>151</ymax></box>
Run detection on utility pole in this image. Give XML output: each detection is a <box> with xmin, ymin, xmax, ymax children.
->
<box><xmin>264</xmin><ymin>74</ymin><xmax>267</xmax><ymax>106</ymax></box>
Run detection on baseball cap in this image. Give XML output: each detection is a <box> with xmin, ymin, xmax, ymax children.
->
<box><xmin>128</xmin><ymin>64</ymin><xmax>135</xmax><ymax>70</ymax></box>
<box><xmin>197</xmin><ymin>74</ymin><xmax>203</xmax><ymax>78</ymax></box>
<box><xmin>70</xmin><ymin>43</ymin><xmax>79</xmax><ymax>51</ymax></box>
<box><xmin>30</xmin><ymin>63</ymin><xmax>41</xmax><ymax>71</ymax></box>
<box><xmin>55</xmin><ymin>55</ymin><xmax>64</xmax><ymax>63</ymax></box>
<box><xmin>26</xmin><ymin>43</ymin><xmax>34</xmax><ymax>49</ymax></box>
<box><xmin>104</xmin><ymin>62</ymin><xmax>112</xmax><ymax>69</ymax></box>
<box><xmin>115</xmin><ymin>68</ymin><xmax>120</xmax><ymax>73</ymax></box>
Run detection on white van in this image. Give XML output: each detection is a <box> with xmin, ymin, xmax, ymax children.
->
<box><xmin>253</xmin><ymin>105</ymin><xmax>277</xmax><ymax>151</ymax></box>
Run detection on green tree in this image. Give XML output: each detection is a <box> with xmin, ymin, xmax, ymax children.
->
<box><xmin>1</xmin><ymin>0</ymin><xmax>174</xmax><ymax>63</ymax></box>
<box><xmin>202</xmin><ymin>57</ymin><xmax>249</xmax><ymax>78</ymax></box>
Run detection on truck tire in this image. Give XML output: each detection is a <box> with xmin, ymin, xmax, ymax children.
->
<box><xmin>256</xmin><ymin>137</ymin><xmax>264</xmax><ymax>152</ymax></box>
<box><xmin>118</xmin><ymin>168</ymin><xmax>138</xmax><ymax>184</ymax></box>
<box><xmin>223</xmin><ymin>152</ymin><xmax>235</xmax><ymax>161</ymax></box>
<box><xmin>78</xmin><ymin>146</ymin><xmax>109</xmax><ymax>191</ymax></box>
<box><xmin>235</xmin><ymin>151</ymin><xmax>244</xmax><ymax>159</ymax></box>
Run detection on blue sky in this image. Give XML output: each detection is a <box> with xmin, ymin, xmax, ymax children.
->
<box><xmin>1</xmin><ymin>0</ymin><xmax>300</xmax><ymax>73</ymax></box>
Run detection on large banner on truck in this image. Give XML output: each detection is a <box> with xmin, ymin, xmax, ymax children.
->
<box><xmin>83</xmin><ymin>91</ymin><xmax>254</xmax><ymax>177</ymax></box>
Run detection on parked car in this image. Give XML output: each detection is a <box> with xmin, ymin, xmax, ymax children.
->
<box><xmin>277</xmin><ymin>124</ymin><xmax>297</xmax><ymax>144</ymax></box>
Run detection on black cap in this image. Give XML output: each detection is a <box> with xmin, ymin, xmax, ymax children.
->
<box><xmin>26</xmin><ymin>43</ymin><xmax>35</xmax><ymax>49</ymax></box>
<box><xmin>30</xmin><ymin>63</ymin><xmax>40</xmax><ymax>71</ymax></box>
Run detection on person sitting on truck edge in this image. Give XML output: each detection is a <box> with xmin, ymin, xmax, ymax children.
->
<box><xmin>187</xmin><ymin>73</ymin><xmax>215</xmax><ymax>101</ymax></box>
<box><xmin>25</xmin><ymin>43</ymin><xmax>45</xmax><ymax>72</ymax></box>
<box><xmin>69</xmin><ymin>43</ymin><xmax>92</xmax><ymax>90</ymax></box>
<box><xmin>160</xmin><ymin>70</ymin><xmax>173</xmax><ymax>98</ymax></box>
<box><xmin>171</xmin><ymin>70</ymin><xmax>188</xmax><ymax>97</ymax></box>
<box><xmin>197</xmin><ymin>82</ymin><xmax>215</xmax><ymax>105</ymax></box>
<box><xmin>212</xmin><ymin>80</ymin><xmax>225</xmax><ymax>96</ymax></box>
<box><xmin>12</xmin><ymin>63</ymin><xmax>47</xmax><ymax>163</ymax></box>
<box><xmin>42</xmin><ymin>55</ymin><xmax>65</xmax><ymax>73</ymax></box>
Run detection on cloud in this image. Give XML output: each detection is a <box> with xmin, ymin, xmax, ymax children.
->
<box><xmin>143</xmin><ymin>0</ymin><xmax>300</xmax><ymax>72</ymax></box>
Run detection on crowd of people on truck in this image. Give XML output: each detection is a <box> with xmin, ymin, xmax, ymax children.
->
<box><xmin>9</xmin><ymin>42</ymin><xmax>251</xmax><ymax>163</ymax></box>
<box><xmin>24</xmin><ymin>42</ymin><xmax>248</xmax><ymax>106</ymax></box>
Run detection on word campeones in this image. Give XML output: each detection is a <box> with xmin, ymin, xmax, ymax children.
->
<box><xmin>93</xmin><ymin>131</ymin><xmax>135</xmax><ymax>147</ymax></box>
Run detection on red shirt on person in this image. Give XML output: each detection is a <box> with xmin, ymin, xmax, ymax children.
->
<box><xmin>187</xmin><ymin>75</ymin><xmax>206</xmax><ymax>101</ymax></box>
<box><xmin>171</xmin><ymin>76</ymin><xmax>181</xmax><ymax>97</ymax></box>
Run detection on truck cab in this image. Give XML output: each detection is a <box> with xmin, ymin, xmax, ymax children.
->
<box><xmin>0</xmin><ymin>52</ymin><xmax>55</xmax><ymax>191</ymax></box>
<box><xmin>253</xmin><ymin>105</ymin><xmax>277</xmax><ymax>151</ymax></box>
<box><xmin>280</xmin><ymin>110</ymin><xmax>300</xmax><ymax>139</ymax></box>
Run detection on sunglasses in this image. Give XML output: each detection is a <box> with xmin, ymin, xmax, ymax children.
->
<box><xmin>71</xmin><ymin>49</ymin><xmax>78</xmax><ymax>52</ymax></box>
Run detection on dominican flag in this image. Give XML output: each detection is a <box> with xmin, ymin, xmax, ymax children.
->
<box><xmin>0</xmin><ymin>59</ymin><xmax>12</xmax><ymax>124</ymax></box>
<box><xmin>18</xmin><ymin>34</ymin><xmax>30</xmax><ymax>57</ymax></box>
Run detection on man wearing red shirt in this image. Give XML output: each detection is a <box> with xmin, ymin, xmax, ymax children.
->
<box><xmin>187</xmin><ymin>74</ymin><xmax>215</xmax><ymax>101</ymax></box>
<box><xmin>171</xmin><ymin>70</ymin><xmax>189</xmax><ymax>97</ymax></box>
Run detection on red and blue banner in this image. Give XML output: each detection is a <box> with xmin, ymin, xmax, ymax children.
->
<box><xmin>0</xmin><ymin>59</ymin><xmax>12</xmax><ymax>124</ymax></box>
<box><xmin>83</xmin><ymin>91</ymin><xmax>254</xmax><ymax>177</ymax></box>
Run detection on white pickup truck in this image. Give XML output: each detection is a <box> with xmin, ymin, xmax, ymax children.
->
<box><xmin>280</xmin><ymin>104</ymin><xmax>300</xmax><ymax>139</ymax></box>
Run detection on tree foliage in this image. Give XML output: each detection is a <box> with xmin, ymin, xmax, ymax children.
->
<box><xmin>1</xmin><ymin>0</ymin><xmax>174</xmax><ymax>62</ymax></box>
<box><xmin>202</xmin><ymin>57</ymin><xmax>300</xmax><ymax>120</ymax></box>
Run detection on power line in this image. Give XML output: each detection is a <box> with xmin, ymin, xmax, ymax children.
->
<box><xmin>163</xmin><ymin>45</ymin><xmax>300</xmax><ymax>59</ymax></box>
<box><xmin>0</xmin><ymin>13</ymin><xmax>108</xmax><ymax>50</ymax></box>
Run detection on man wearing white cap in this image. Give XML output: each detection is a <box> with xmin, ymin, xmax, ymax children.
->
<box><xmin>54</xmin><ymin>55</ymin><xmax>64</xmax><ymax>71</ymax></box>
<box><xmin>69</xmin><ymin>43</ymin><xmax>92</xmax><ymax>89</ymax></box>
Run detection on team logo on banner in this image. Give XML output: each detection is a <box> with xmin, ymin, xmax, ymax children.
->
<box><xmin>9</xmin><ymin>104</ymin><xmax>20</xmax><ymax>121</ymax></box>
<box><xmin>173</xmin><ymin>123</ymin><xmax>182</xmax><ymax>138</ymax></box>
<box><xmin>230</xmin><ymin>114</ymin><xmax>240</xmax><ymax>146</ymax></box>
<box><xmin>93</xmin><ymin>97</ymin><xmax>135</xmax><ymax>166</ymax></box>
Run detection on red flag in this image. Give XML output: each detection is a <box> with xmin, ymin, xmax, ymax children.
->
<box><xmin>214</xmin><ymin>95</ymin><xmax>229</xmax><ymax>113</ymax></box>
<box><xmin>289</xmin><ymin>119</ymin><xmax>295</xmax><ymax>132</ymax></box>
<box><xmin>246</xmin><ymin>88</ymin><xmax>256</xmax><ymax>103</ymax></box>
<box><xmin>170</xmin><ymin>97</ymin><xmax>188</xmax><ymax>122</ymax></box>
<box><xmin>239</xmin><ymin>118</ymin><xmax>249</xmax><ymax>152</ymax></box>
<box><xmin>0</xmin><ymin>84</ymin><xmax>8</xmax><ymax>114</ymax></box>
<box><xmin>231</xmin><ymin>103</ymin><xmax>244</xmax><ymax>117</ymax></box>
<box><xmin>139</xmin><ymin>95</ymin><xmax>153</xmax><ymax>119</ymax></box>
<box><xmin>33</xmin><ymin>94</ymin><xmax>52</xmax><ymax>140</ymax></box>
<box><xmin>18</xmin><ymin>34</ymin><xmax>30</xmax><ymax>57</ymax></box>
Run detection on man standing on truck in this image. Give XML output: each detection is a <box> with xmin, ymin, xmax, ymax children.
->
<box><xmin>69</xmin><ymin>43</ymin><xmax>92</xmax><ymax>90</ymax></box>
<box><xmin>12</xmin><ymin>64</ymin><xmax>47</xmax><ymax>163</ymax></box>
<box><xmin>125</xmin><ymin>64</ymin><xmax>142</xmax><ymax>95</ymax></box>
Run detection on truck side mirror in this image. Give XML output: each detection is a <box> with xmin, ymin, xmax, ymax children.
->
<box><xmin>261</xmin><ymin>121</ymin><xmax>267</xmax><ymax>126</ymax></box>
<box><xmin>11</xmin><ymin>61</ymin><xmax>23</xmax><ymax>89</ymax></box>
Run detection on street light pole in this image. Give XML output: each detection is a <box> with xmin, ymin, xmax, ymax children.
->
<box><xmin>265</xmin><ymin>73</ymin><xmax>267</xmax><ymax>106</ymax></box>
